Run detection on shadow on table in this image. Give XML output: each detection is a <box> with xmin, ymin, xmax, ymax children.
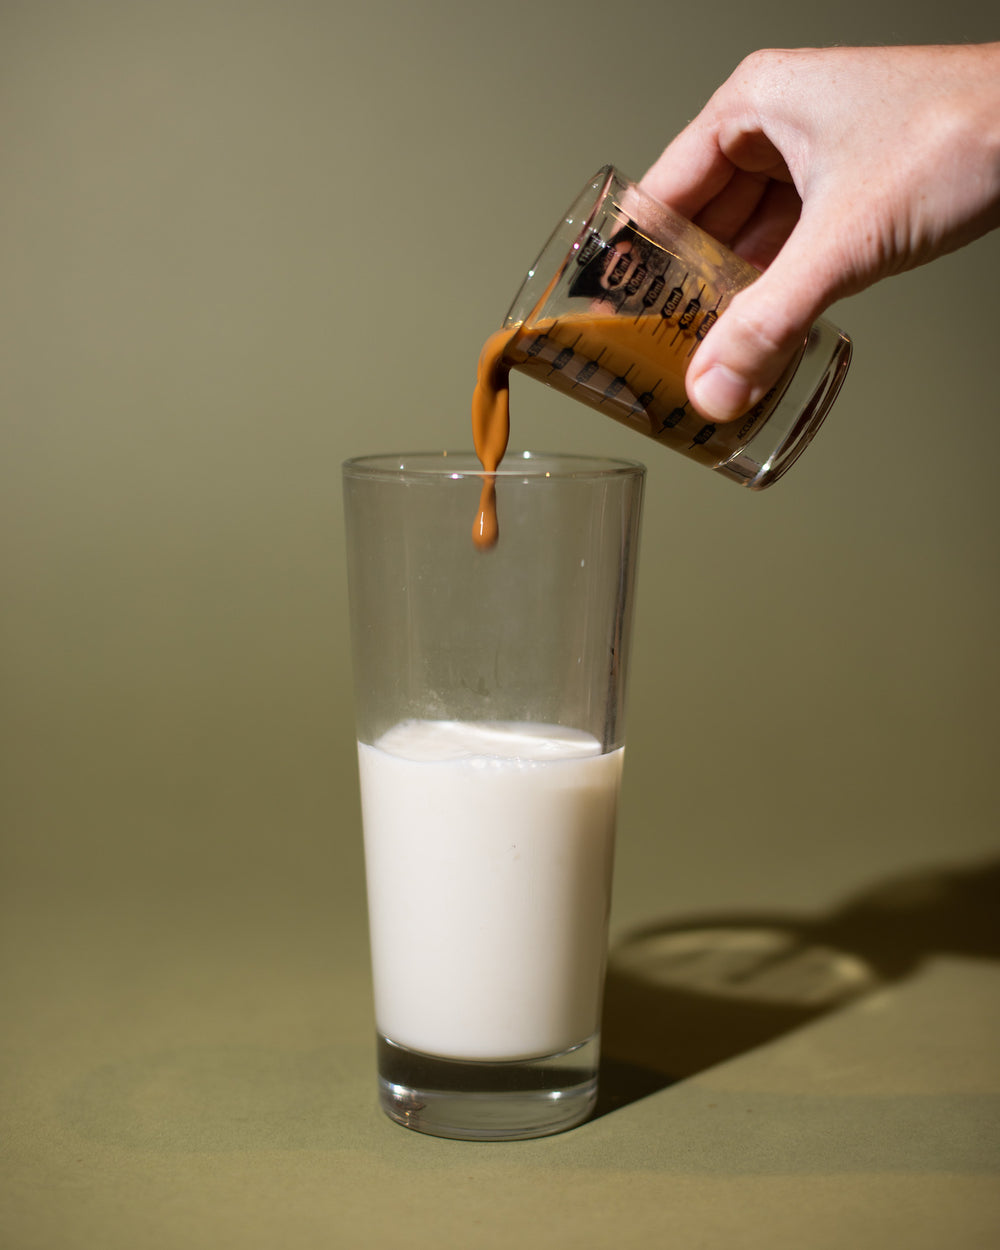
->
<box><xmin>593</xmin><ymin>855</ymin><xmax>1000</xmax><ymax>1120</ymax></box>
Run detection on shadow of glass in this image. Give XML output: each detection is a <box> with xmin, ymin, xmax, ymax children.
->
<box><xmin>594</xmin><ymin>856</ymin><xmax>1000</xmax><ymax>1119</ymax></box>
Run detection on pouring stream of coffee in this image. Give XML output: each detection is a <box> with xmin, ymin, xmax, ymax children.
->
<box><xmin>470</xmin><ymin>328</ymin><xmax>520</xmax><ymax>549</ymax></box>
<box><xmin>471</xmin><ymin>257</ymin><xmax>570</xmax><ymax>549</ymax></box>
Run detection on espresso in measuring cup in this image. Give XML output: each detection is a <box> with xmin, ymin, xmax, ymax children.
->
<box><xmin>469</xmin><ymin>165</ymin><xmax>852</xmax><ymax>545</ymax></box>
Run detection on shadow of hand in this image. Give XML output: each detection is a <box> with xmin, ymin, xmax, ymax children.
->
<box><xmin>595</xmin><ymin>856</ymin><xmax>1000</xmax><ymax>1117</ymax></box>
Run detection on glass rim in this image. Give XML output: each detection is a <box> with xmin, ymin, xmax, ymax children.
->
<box><xmin>503</xmin><ymin>165</ymin><xmax>618</xmax><ymax>330</ymax></box>
<box><xmin>342</xmin><ymin>450</ymin><xmax>646</xmax><ymax>482</ymax></box>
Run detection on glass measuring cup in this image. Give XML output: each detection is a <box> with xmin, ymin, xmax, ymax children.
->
<box><xmin>499</xmin><ymin>165</ymin><xmax>852</xmax><ymax>489</ymax></box>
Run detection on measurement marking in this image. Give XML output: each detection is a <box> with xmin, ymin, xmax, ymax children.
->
<box><xmin>597</xmin><ymin>362</ymin><xmax>635</xmax><ymax>406</ymax></box>
<box><xmin>690</xmin><ymin>294</ymin><xmax>721</xmax><ymax>354</ymax></box>
<box><xmin>571</xmin><ymin>347</ymin><xmax>606</xmax><ymax>390</ymax></box>
<box><xmin>630</xmin><ymin>376</ymin><xmax>661</xmax><ymax>419</ymax></box>
<box><xmin>639</xmin><ymin>271</ymin><xmax>667</xmax><ymax>320</ymax></box>
<box><xmin>654</xmin><ymin>400</ymin><xmax>688</xmax><ymax>436</ymax></box>
<box><xmin>546</xmin><ymin>329</ymin><xmax>582</xmax><ymax>374</ymax></box>
<box><xmin>526</xmin><ymin>331</ymin><xmax>550</xmax><ymax>358</ymax></box>
<box><xmin>548</xmin><ymin>346</ymin><xmax>575</xmax><ymax>375</ymax></box>
<box><xmin>690</xmin><ymin>422</ymin><xmax>717</xmax><ymax>448</ymax></box>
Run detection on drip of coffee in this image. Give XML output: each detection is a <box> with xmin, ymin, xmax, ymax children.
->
<box><xmin>470</xmin><ymin>327</ymin><xmax>519</xmax><ymax>550</ymax></box>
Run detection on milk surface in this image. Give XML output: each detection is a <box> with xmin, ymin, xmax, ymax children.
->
<box><xmin>358</xmin><ymin>720</ymin><xmax>623</xmax><ymax>1061</ymax></box>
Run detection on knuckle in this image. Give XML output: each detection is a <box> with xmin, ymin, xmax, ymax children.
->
<box><xmin>736</xmin><ymin>47</ymin><xmax>791</xmax><ymax>80</ymax></box>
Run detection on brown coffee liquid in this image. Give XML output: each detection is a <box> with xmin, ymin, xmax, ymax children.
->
<box><xmin>506</xmin><ymin>313</ymin><xmax>776</xmax><ymax>467</ymax></box>
<box><xmin>470</xmin><ymin>327</ymin><xmax>519</xmax><ymax>549</ymax></box>
<box><xmin>470</xmin><ymin>311</ymin><xmax>789</xmax><ymax>547</ymax></box>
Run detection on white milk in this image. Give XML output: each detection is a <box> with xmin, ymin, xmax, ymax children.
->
<box><xmin>357</xmin><ymin>720</ymin><xmax>623</xmax><ymax>1062</ymax></box>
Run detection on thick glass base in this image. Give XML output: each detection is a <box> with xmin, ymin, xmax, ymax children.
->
<box><xmin>715</xmin><ymin>319</ymin><xmax>852</xmax><ymax>490</ymax></box>
<box><xmin>376</xmin><ymin>1033</ymin><xmax>600</xmax><ymax>1141</ymax></box>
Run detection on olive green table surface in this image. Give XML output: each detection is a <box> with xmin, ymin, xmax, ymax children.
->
<box><xmin>4</xmin><ymin>827</ymin><xmax>998</xmax><ymax>1250</ymax></box>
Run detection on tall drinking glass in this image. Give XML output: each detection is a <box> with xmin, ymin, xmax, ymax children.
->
<box><xmin>343</xmin><ymin>452</ymin><xmax>644</xmax><ymax>1140</ymax></box>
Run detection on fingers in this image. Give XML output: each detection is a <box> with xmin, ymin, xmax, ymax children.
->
<box><xmin>643</xmin><ymin>136</ymin><xmax>829</xmax><ymax>422</ymax></box>
<box><xmin>642</xmin><ymin>43</ymin><xmax>1000</xmax><ymax>421</ymax></box>
<box><xmin>641</xmin><ymin>158</ymin><xmax>824</xmax><ymax>421</ymax></box>
<box><xmin>729</xmin><ymin>179</ymin><xmax>802</xmax><ymax>270</ymax></box>
<box><xmin>639</xmin><ymin>124</ymin><xmax>738</xmax><ymax>220</ymax></box>
<box><xmin>691</xmin><ymin>167</ymin><xmax>772</xmax><ymax>245</ymax></box>
<box><xmin>639</xmin><ymin>78</ymin><xmax>810</xmax><ymax>422</ymax></box>
<box><xmin>685</xmin><ymin>212</ymin><xmax>844</xmax><ymax>421</ymax></box>
<box><xmin>640</xmin><ymin>61</ymin><xmax>790</xmax><ymax>216</ymax></box>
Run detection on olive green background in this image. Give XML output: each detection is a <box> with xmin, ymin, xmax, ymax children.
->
<box><xmin>2</xmin><ymin>2</ymin><xmax>998</xmax><ymax>1247</ymax></box>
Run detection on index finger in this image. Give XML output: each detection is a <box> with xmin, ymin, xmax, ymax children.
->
<box><xmin>639</xmin><ymin>121</ymin><xmax>738</xmax><ymax>219</ymax></box>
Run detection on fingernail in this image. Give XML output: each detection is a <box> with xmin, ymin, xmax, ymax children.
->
<box><xmin>689</xmin><ymin>364</ymin><xmax>751</xmax><ymax>421</ymax></box>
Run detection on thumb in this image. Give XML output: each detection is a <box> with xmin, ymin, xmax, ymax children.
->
<box><xmin>686</xmin><ymin>218</ymin><xmax>846</xmax><ymax>421</ymax></box>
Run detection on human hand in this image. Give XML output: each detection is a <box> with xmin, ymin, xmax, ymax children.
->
<box><xmin>641</xmin><ymin>44</ymin><xmax>1000</xmax><ymax>421</ymax></box>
